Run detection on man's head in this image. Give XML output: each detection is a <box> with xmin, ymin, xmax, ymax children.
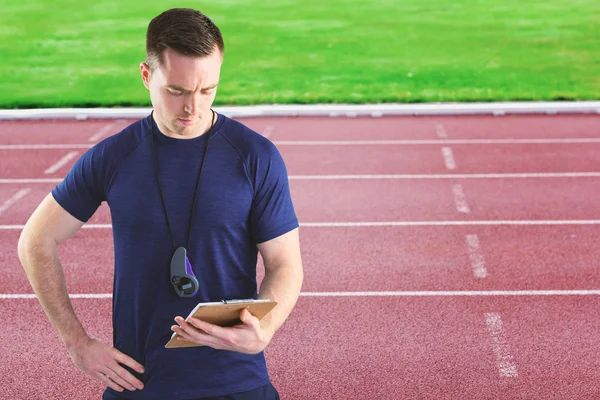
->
<box><xmin>140</xmin><ymin>8</ymin><xmax>224</xmax><ymax>138</ymax></box>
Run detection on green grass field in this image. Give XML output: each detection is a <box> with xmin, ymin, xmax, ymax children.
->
<box><xmin>1</xmin><ymin>0</ymin><xmax>598</xmax><ymax>108</ymax></box>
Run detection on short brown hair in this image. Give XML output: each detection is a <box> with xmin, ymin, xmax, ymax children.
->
<box><xmin>146</xmin><ymin>8</ymin><xmax>224</xmax><ymax>70</ymax></box>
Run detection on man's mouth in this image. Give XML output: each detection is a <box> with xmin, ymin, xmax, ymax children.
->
<box><xmin>178</xmin><ymin>118</ymin><xmax>194</xmax><ymax>126</ymax></box>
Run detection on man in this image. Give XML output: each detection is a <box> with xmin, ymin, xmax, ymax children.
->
<box><xmin>18</xmin><ymin>8</ymin><xmax>303</xmax><ymax>400</ymax></box>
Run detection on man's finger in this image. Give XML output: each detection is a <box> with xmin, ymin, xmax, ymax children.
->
<box><xmin>114</xmin><ymin>350</ymin><xmax>145</xmax><ymax>374</ymax></box>
<box><xmin>173</xmin><ymin>326</ymin><xmax>194</xmax><ymax>342</ymax></box>
<box><xmin>174</xmin><ymin>324</ymin><xmax>229</xmax><ymax>349</ymax></box>
<box><xmin>105</xmin><ymin>365</ymin><xmax>138</xmax><ymax>392</ymax></box>
<box><xmin>239</xmin><ymin>308</ymin><xmax>256</xmax><ymax>323</ymax></box>
<box><xmin>187</xmin><ymin>317</ymin><xmax>225</xmax><ymax>336</ymax></box>
<box><xmin>175</xmin><ymin>324</ymin><xmax>222</xmax><ymax>347</ymax></box>
<box><xmin>109</xmin><ymin>362</ymin><xmax>145</xmax><ymax>390</ymax></box>
<box><xmin>175</xmin><ymin>318</ymin><xmax>200</xmax><ymax>337</ymax></box>
<box><xmin>96</xmin><ymin>371</ymin><xmax>125</xmax><ymax>393</ymax></box>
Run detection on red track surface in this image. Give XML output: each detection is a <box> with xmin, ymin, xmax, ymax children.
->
<box><xmin>1</xmin><ymin>114</ymin><xmax>600</xmax><ymax>399</ymax></box>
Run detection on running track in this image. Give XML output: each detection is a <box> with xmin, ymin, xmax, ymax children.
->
<box><xmin>1</xmin><ymin>114</ymin><xmax>600</xmax><ymax>399</ymax></box>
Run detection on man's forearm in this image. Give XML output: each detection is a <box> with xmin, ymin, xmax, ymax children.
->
<box><xmin>18</xmin><ymin>236</ymin><xmax>88</xmax><ymax>349</ymax></box>
<box><xmin>257</xmin><ymin>262</ymin><xmax>303</xmax><ymax>338</ymax></box>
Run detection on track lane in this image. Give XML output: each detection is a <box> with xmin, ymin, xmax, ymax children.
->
<box><xmin>2</xmin><ymin>295</ymin><xmax>599</xmax><ymax>399</ymax></box>
<box><xmin>3</xmin><ymin>225</ymin><xmax>600</xmax><ymax>294</ymax></box>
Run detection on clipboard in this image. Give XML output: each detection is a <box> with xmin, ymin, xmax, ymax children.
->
<box><xmin>165</xmin><ymin>299</ymin><xmax>277</xmax><ymax>349</ymax></box>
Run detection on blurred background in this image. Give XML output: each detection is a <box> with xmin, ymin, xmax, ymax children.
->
<box><xmin>2</xmin><ymin>2</ymin><xmax>600</xmax><ymax>399</ymax></box>
<box><xmin>1</xmin><ymin>0</ymin><xmax>598</xmax><ymax>109</ymax></box>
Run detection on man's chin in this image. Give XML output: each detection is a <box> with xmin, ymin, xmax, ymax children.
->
<box><xmin>168</xmin><ymin>121</ymin><xmax>200</xmax><ymax>137</ymax></box>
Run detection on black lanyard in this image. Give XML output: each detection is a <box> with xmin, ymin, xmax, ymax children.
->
<box><xmin>150</xmin><ymin>110</ymin><xmax>216</xmax><ymax>252</ymax></box>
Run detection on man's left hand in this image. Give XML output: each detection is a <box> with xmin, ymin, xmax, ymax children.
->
<box><xmin>171</xmin><ymin>308</ymin><xmax>272</xmax><ymax>354</ymax></box>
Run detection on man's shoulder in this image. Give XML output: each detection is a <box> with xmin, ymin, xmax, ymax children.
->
<box><xmin>94</xmin><ymin>117</ymin><xmax>149</xmax><ymax>154</ymax></box>
<box><xmin>218</xmin><ymin>116</ymin><xmax>277</xmax><ymax>158</ymax></box>
<box><xmin>87</xmin><ymin>117</ymin><xmax>150</xmax><ymax>167</ymax></box>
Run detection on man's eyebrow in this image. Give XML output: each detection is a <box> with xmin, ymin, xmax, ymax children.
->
<box><xmin>165</xmin><ymin>83</ymin><xmax>219</xmax><ymax>91</ymax></box>
<box><xmin>165</xmin><ymin>85</ymin><xmax>189</xmax><ymax>92</ymax></box>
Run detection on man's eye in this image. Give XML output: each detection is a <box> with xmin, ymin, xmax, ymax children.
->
<box><xmin>169</xmin><ymin>90</ymin><xmax>183</xmax><ymax>96</ymax></box>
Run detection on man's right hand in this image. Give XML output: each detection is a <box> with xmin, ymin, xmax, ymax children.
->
<box><xmin>67</xmin><ymin>336</ymin><xmax>145</xmax><ymax>393</ymax></box>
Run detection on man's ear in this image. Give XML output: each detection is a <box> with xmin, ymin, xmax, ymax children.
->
<box><xmin>140</xmin><ymin>62</ymin><xmax>151</xmax><ymax>90</ymax></box>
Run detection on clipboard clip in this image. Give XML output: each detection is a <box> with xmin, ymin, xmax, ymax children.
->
<box><xmin>221</xmin><ymin>299</ymin><xmax>254</xmax><ymax>304</ymax></box>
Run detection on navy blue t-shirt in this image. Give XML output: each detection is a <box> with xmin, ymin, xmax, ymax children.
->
<box><xmin>52</xmin><ymin>114</ymin><xmax>298</xmax><ymax>399</ymax></box>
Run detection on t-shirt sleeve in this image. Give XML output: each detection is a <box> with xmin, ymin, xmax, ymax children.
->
<box><xmin>51</xmin><ymin>144</ymin><xmax>107</xmax><ymax>223</ymax></box>
<box><xmin>249</xmin><ymin>144</ymin><xmax>299</xmax><ymax>244</ymax></box>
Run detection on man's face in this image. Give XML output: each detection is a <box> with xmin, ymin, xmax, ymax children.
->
<box><xmin>140</xmin><ymin>47</ymin><xmax>223</xmax><ymax>137</ymax></box>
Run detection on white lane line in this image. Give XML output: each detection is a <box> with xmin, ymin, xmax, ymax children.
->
<box><xmin>300</xmin><ymin>220</ymin><xmax>600</xmax><ymax>227</ymax></box>
<box><xmin>0</xmin><ymin>144</ymin><xmax>93</xmax><ymax>149</ymax></box>
<box><xmin>466</xmin><ymin>234</ymin><xmax>487</xmax><ymax>278</ymax></box>
<box><xmin>0</xmin><ymin>294</ymin><xmax>112</xmax><ymax>299</ymax></box>
<box><xmin>6</xmin><ymin>138</ymin><xmax>600</xmax><ymax>149</ymax></box>
<box><xmin>436</xmin><ymin>124</ymin><xmax>448</xmax><ymax>138</ymax></box>
<box><xmin>301</xmin><ymin>290</ymin><xmax>600</xmax><ymax>296</ymax></box>
<box><xmin>4</xmin><ymin>219</ymin><xmax>600</xmax><ymax>230</ymax></box>
<box><xmin>2</xmin><ymin>290</ymin><xmax>600</xmax><ymax>299</ymax></box>
<box><xmin>274</xmin><ymin>138</ymin><xmax>600</xmax><ymax>145</ymax></box>
<box><xmin>89</xmin><ymin>121</ymin><xmax>119</xmax><ymax>142</ymax></box>
<box><xmin>0</xmin><ymin>179</ymin><xmax>63</xmax><ymax>183</ymax></box>
<box><xmin>442</xmin><ymin>147</ymin><xmax>457</xmax><ymax>170</ymax></box>
<box><xmin>452</xmin><ymin>184</ymin><xmax>470</xmax><ymax>213</ymax></box>
<box><xmin>263</xmin><ymin>125</ymin><xmax>274</xmax><ymax>139</ymax></box>
<box><xmin>0</xmin><ymin>189</ymin><xmax>31</xmax><ymax>215</ymax></box>
<box><xmin>484</xmin><ymin>312</ymin><xmax>518</xmax><ymax>378</ymax></box>
<box><xmin>287</xmin><ymin>172</ymin><xmax>600</xmax><ymax>179</ymax></box>
<box><xmin>43</xmin><ymin>151</ymin><xmax>79</xmax><ymax>175</ymax></box>
<box><xmin>6</xmin><ymin>172</ymin><xmax>600</xmax><ymax>184</ymax></box>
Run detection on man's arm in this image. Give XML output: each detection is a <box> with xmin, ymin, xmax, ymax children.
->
<box><xmin>172</xmin><ymin>228</ymin><xmax>303</xmax><ymax>353</ymax></box>
<box><xmin>18</xmin><ymin>193</ymin><xmax>88</xmax><ymax>348</ymax></box>
<box><xmin>255</xmin><ymin>227</ymin><xmax>303</xmax><ymax>338</ymax></box>
<box><xmin>18</xmin><ymin>193</ymin><xmax>145</xmax><ymax>393</ymax></box>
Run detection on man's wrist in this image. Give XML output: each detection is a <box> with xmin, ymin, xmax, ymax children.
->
<box><xmin>63</xmin><ymin>330</ymin><xmax>90</xmax><ymax>352</ymax></box>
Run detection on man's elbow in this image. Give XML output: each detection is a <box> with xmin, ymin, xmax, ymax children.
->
<box><xmin>17</xmin><ymin>227</ymin><xmax>33</xmax><ymax>265</ymax></box>
<box><xmin>296</xmin><ymin>262</ymin><xmax>304</xmax><ymax>287</ymax></box>
<box><xmin>17</xmin><ymin>226</ymin><xmax>52</xmax><ymax>269</ymax></box>
<box><xmin>288</xmin><ymin>261</ymin><xmax>304</xmax><ymax>296</ymax></box>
